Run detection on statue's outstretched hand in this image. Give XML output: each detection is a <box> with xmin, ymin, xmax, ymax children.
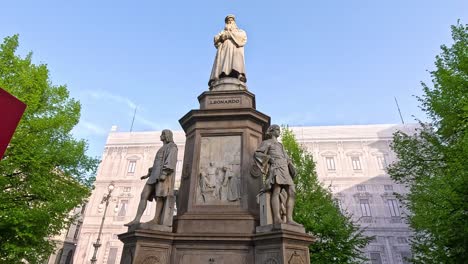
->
<box><xmin>141</xmin><ymin>167</ymin><xmax>152</xmax><ymax>180</ymax></box>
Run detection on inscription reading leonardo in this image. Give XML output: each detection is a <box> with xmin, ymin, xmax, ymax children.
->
<box><xmin>208</xmin><ymin>97</ymin><xmax>241</xmax><ymax>105</ymax></box>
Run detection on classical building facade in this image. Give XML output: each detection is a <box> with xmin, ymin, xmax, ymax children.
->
<box><xmin>73</xmin><ymin>124</ymin><xmax>415</xmax><ymax>264</ymax></box>
<box><xmin>47</xmin><ymin>206</ymin><xmax>85</xmax><ymax>264</ymax></box>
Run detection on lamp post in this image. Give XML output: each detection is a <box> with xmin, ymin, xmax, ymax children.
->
<box><xmin>90</xmin><ymin>182</ymin><xmax>115</xmax><ymax>264</ymax></box>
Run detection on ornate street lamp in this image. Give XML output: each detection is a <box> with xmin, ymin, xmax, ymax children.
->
<box><xmin>90</xmin><ymin>182</ymin><xmax>115</xmax><ymax>264</ymax></box>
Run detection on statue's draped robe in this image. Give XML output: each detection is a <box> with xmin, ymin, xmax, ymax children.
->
<box><xmin>209</xmin><ymin>28</ymin><xmax>247</xmax><ymax>84</ymax></box>
<box><xmin>146</xmin><ymin>142</ymin><xmax>178</xmax><ymax>200</ymax></box>
<box><xmin>225</xmin><ymin>169</ymin><xmax>240</xmax><ymax>201</ymax></box>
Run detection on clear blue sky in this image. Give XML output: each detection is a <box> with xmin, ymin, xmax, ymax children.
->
<box><xmin>1</xmin><ymin>0</ymin><xmax>466</xmax><ymax>157</ymax></box>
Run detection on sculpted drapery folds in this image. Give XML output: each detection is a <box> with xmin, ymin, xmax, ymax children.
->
<box><xmin>125</xmin><ymin>129</ymin><xmax>178</xmax><ymax>227</ymax></box>
<box><xmin>209</xmin><ymin>14</ymin><xmax>247</xmax><ymax>86</ymax></box>
<box><xmin>254</xmin><ymin>125</ymin><xmax>301</xmax><ymax>226</ymax></box>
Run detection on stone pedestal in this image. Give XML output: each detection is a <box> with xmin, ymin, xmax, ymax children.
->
<box><xmin>119</xmin><ymin>230</ymin><xmax>174</xmax><ymax>264</ymax></box>
<box><xmin>254</xmin><ymin>229</ymin><xmax>314</xmax><ymax>264</ymax></box>
<box><xmin>209</xmin><ymin>77</ymin><xmax>247</xmax><ymax>91</ymax></box>
<box><xmin>174</xmin><ymin>89</ymin><xmax>270</xmax><ymax>235</ymax></box>
<box><xmin>119</xmin><ymin>85</ymin><xmax>314</xmax><ymax>264</ymax></box>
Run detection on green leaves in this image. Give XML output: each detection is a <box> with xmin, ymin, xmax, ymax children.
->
<box><xmin>282</xmin><ymin>127</ymin><xmax>371</xmax><ymax>264</ymax></box>
<box><xmin>0</xmin><ymin>35</ymin><xmax>99</xmax><ymax>263</ymax></box>
<box><xmin>388</xmin><ymin>22</ymin><xmax>468</xmax><ymax>264</ymax></box>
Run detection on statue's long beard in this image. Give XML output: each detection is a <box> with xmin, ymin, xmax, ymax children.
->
<box><xmin>225</xmin><ymin>22</ymin><xmax>238</xmax><ymax>31</ymax></box>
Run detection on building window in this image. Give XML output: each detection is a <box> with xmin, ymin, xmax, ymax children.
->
<box><xmin>335</xmin><ymin>199</ymin><xmax>344</xmax><ymax>213</ymax></box>
<box><xmin>118</xmin><ymin>200</ymin><xmax>129</xmax><ymax>217</ymax></box>
<box><xmin>387</xmin><ymin>199</ymin><xmax>400</xmax><ymax>217</ymax></box>
<box><xmin>55</xmin><ymin>249</ymin><xmax>63</xmax><ymax>264</ymax></box>
<box><xmin>351</xmin><ymin>156</ymin><xmax>362</xmax><ymax>170</ymax></box>
<box><xmin>127</xmin><ymin>160</ymin><xmax>136</xmax><ymax>173</ymax></box>
<box><xmin>64</xmin><ymin>250</ymin><xmax>74</xmax><ymax>264</ymax></box>
<box><xmin>80</xmin><ymin>204</ymin><xmax>87</xmax><ymax>214</ymax></box>
<box><xmin>123</xmin><ymin>187</ymin><xmax>131</xmax><ymax>192</ymax></box>
<box><xmin>107</xmin><ymin>247</ymin><xmax>118</xmax><ymax>264</ymax></box>
<box><xmin>376</xmin><ymin>155</ymin><xmax>387</xmax><ymax>169</ymax></box>
<box><xmin>400</xmin><ymin>252</ymin><xmax>411</xmax><ymax>264</ymax></box>
<box><xmin>397</xmin><ymin>237</ymin><xmax>408</xmax><ymax>244</ymax></box>
<box><xmin>73</xmin><ymin>223</ymin><xmax>81</xmax><ymax>240</ymax></box>
<box><xmin>384</xmin><ymin>184</ymin><xmax>393</xmax><ymax>191</ymax></box>
<box><xmin>359</xmin><ymin>199</ymin><xmax>371</xmax><ymax>217</ymax></box>
<box><xmin>357</xmin><ymin>185</ymin><xmax>366</xmax><ymax>191</ymax></box>
<box><xmin>370</xmin><ymin>252</ymin><xmax>382</xmax><ymax>264</ymax></box>
<box><xmin>325</xmin><ymin>157</ymin><xmax>336</xmax><ymax>171</ymax></box>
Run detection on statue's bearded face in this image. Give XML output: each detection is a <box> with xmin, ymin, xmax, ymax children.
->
<box><xmin>160</xmin><ymin>132</ymin><xmax>166</xmax><ymax>142</ymax></box>
<box><xmin>225</xmin><ymin>18</ymin><xmax>237</xmax><ymax>30</ymax></box>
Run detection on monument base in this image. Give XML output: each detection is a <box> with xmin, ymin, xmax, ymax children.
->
<box><xmin>254</xmin><ymin>229</ymin><xmax>314</xmax><ymax>264</ymax></box>
<box><xmin>119</xmin><ymin>228</ymin><xmax>314</xmax><ymax>264</ymax></box>
<box><xmin>119</xmin><ymin>230</ymin><xmax>174</xmax><ymax>264</ymax></box>
<box><xmin>256</xmin><ymin>223</ymin><xmax>306</xmax><ymax>234</ymax></box>
<box><xmin>209</xmin><ymin>77</ymin><xmax>247</xmax><ymax>91</ymax></box>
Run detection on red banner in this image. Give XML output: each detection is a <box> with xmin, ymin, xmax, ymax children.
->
<box><xmin>0</xmin><ymin>88</ymin><xmax>27</xmax><ymax>159</ymax></box>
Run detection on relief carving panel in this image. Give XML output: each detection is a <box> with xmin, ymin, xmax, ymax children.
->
<box><xmin>196</xmin><ymin>136</ymin><xmax>241</xmax><ymax>205</ymax></box>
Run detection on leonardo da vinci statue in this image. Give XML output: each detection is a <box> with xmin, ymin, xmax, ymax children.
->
<box><xmin>209</xmin><ymin>14</ymin><xmax>247</xmax><ymax>87</ymax></box>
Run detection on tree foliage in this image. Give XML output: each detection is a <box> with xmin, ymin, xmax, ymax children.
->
<box><xmin>0</xmin><ymin>35</ymin><xmax>99</xmax><ymax>263</ymax></box>
<box><xmin>282</xmin><ymin>128</ymin><xmax>371</xmax><ymax>263</ymax></box>
<box><xmin>387</xmin><ymin>22</ymin><xmax>467</xmax><ymax>263</ymax></box>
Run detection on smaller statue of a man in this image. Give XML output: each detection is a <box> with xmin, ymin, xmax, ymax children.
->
<box><xmin>199</xmin><ymin>162</ymin><xmax>217</xmax><ymax>202</ymax></box>
<box><xmin>125</xmin><ymin>129</ymin><xmax>178</xmax><ymax>227</ymax></box>
<box><xmin>209</xmin><ymin>14</ymin><xmax>247</xmax><ymax>87</ymax></box>
<box><xmin>254</xmin><ymin>125</ymin><xmax>301</xmax><ymax>226</ymax></box>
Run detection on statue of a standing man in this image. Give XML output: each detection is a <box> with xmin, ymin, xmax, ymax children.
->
<box><xmin>125</xmin><ymin>129</ymin><xmax>178</xmax><ymax>228</ymax></box>
<box><xmin>254</xmin><ymin>125</ymin><xmax>301</xmax><ymax>226</ymax></box>
<box><xmin>209</xmin><ymin>14</ymin><xmax>247</xmax><ymax>87</ymax></box>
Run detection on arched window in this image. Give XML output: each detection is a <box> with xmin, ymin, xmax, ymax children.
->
<box><xmin>64</xmin><ymin>250</ymin><xmax>74</xmax><ymax>264</ymax></box>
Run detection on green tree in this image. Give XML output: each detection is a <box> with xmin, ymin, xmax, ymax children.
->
<box><xmin>387</xmin><ymin>22</ymin><xmax>467</xmax><ymax>263</ymax></box>
<box><xmin>282</xmin><ymin>127</ymin><xmax>371</xmax><ymax>263</ymax></box>
<box><xmin>0</xmin><ymin>35</ymin><xmax>99</xmax><ymax>263</ymax></box>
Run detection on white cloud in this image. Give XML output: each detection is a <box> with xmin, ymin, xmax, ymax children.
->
<box><xmin>135</xmin><ymin>115</ymin><xmax>161</xmax><ymax>130</ymax></box>
<box><xmin>79</xmin><ymin>121</ymin><xmax>108</xmax><ymax>136</ymax></box>
<box><xmin>81</xmin><ymin>89</ymin><xmax>166</xmax><ymax>132</ymax></box>
<box><xmin>84</xmin><ymin>90</ymin><xmax>137</xmax><ymax>109</ymax></box>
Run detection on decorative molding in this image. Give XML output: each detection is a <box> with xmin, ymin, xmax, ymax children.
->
<box><xmin>264</xmin><ymin>258</ymin><xmax>279</xmax><ymax>264</ymax></box>
<box><xmin>126</xmin><ymin>155</ymin><xmax>141</xmax><ymax>160</ymax></box>
<box><xmin>346</xmin><ymin>151</ymin><xmax>363</xmax><ymax>157</ymax></box>
<box><xmin>353</xmin><ymin>192</ymin><xmax>372</xmax><ymax>199</ymax></box>
<box><xmin>370</xmin><ymin>151</ymin><xmax>388</xmax><ymax>156</ymax></box>
<box><xmin>288</xmin><ymin>251</ymin><xmax>305</xmax><ymax>264</ymax></box>
<box><xmin>141</xmin><ymin>255</ymin><xmax>161</xmax><ymax>264</ymax></box>
<box><xmin>320</xmin><ymin>151</ymin><xmax>337</xmax><ymax>157</ymax></box>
